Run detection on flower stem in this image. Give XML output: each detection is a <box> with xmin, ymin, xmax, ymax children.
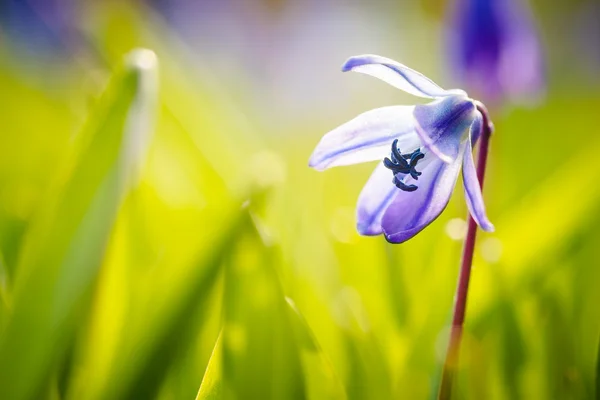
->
<box><xmin>438</xmin><ymin>102</ymin><xmax>493</xmax><ymax>400</ymax></box>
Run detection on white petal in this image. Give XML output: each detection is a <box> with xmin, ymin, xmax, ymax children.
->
<box><xmin>309</xmin><ymin>106</ymin><xmax>421</xmax><ymax>171</ymax></box>
<box><xmin>342</xmin><ymin>55</ymin><xmax>466</xmax><ymax>99</ymax></box>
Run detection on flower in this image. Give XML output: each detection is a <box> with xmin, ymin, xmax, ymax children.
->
<box><xmin>309</xmin><ymin>55</ymin><xmax>494</xmax><ymax>243</ymax></box>
<box><xmin>447</xmin><ymin>0</ymin><xmax>545</xmax><ymax>105</ymax></box>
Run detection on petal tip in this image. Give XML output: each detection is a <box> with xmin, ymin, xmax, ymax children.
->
<box><xmin>357</xmin><ymin>211</ymin><xmax>384</xmax><ymax>236</ymax></box>
<box><xmin>382</xmin><ymin>225</ymin><xmax>419</xmax><ymax>244</ymax></box>
<box><xmin>357</xmin><ymin>227</ymin><xmax>377</xmax><ymax>236</ymax></box>
<box><xmin>383</xmin><ymin>232</ymin><xmax>408</xmax><ymax>244</ymax></box>
<box><xmin>341</xmin><ymin>61</ymin><xmax>352</xmax><ymax>72</ymax></box>
<box><xmin>307</xmin><ymin>152</ymin><xmax>327</xmax><ymax>171</ymax></box>
<box><xmin>341</xmin><ymin>56</ymin><xmax>360</xmax><ymax>72</ymax></box>
<box><xmin>357</xmin><ymin>221</ymin><xmax>383</xmax><ymax>236</ymax></box>
<box><xmin>482</xmin><ymin>222</ymin><xmax>495</xmax><ymax>233</ymax></box>
<box><xmin>341</xmin><ymin>54</ymin><xmax>381</xmax><ymax>72</ymax></box>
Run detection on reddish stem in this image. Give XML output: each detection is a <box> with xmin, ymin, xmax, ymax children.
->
<box><xmin>438</xmin><ymin>102</ymin><xmax>493</xmax><ymax>400</ymax></box>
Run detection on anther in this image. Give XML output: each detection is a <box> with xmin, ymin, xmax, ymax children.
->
<box><xmin>393</xmin><ymin>175</ymin><xmax>418</xmax><ymax>192</ymax></box>
<box><xmin>383</xmin><ymin>139</ymin><xmax>424</xmax><ymax>192</ymax></box>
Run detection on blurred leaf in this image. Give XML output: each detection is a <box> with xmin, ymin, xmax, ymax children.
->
<box><xmin>0</xmin><ymin>49</ymin><xmax>157</xmax><ymax>400</ymax></box>
<box><xmin>0</xmin><ymin>251</ymin><xmax>8</xmax><ymax>333</ymax></box>
<box><xmin>85</xmin><ymin>3</ymin><xmax>264</xmax><ymax>192</ymax></box>
<box><xmin>196</xmin><ymin>333</ymin><xmax>224</xmax><ymax>400</ymax></box>
<box><xmin>536</xmin><ymin>286</ymin><xmax>587</xmax><ymax>399</ymax></box>
<box><xmin>286</xmin><ymin>298</ymin><xmax>347</xmax><ymax>400</ymax></box>
<box><xmin>115</xmin><ymin>209</ymin><xmax>251</xmax><ymax>400</ymax></box>
<box><xmin>0</xmin><ymin>66</ymin><xmax>76</xmax><ymax>280</ymax></box>
<box><xmin>498</xmin><ymin>301</ymin><xmax>526</xmax><ymax>400</ymax></box>
<box><xmin>331</xmin><ymin>290</ymin><xmax>393</xmax><ymax>400</ymax></box>
<box><xmin>383</xmin><ymin>243</ymin><xmax>410</xmax><ymax>329</ymax></box>
<box><xmin>220</xmin><ymin>216</ymin><xmax>306</xmax><ymax>400</ymax></box>
<box><xmin>470</xmin><ymin>137</ymin><xmax>600</xmax><ymax>324</ymax></box>
<box><xmin>496</xmin><ymin>138</ymin><xmax>600</xmax><ymax>278</ymax></box>
<box><xmin>596</xmin><ymin>334</ymin><xmax>600</xmax><ymax>400</ymax></box>
<box><xmin>197</xmin><ymin>215</ymin><xmax>346</xmax><ymax>400</ymax></box>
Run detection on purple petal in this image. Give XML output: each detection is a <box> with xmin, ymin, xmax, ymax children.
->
<box><xmin>413</xmin><ymin>95</ymin><xmax>476</xmax><ymax>163</ymax></box>
<box><xmin>356</xmin><ymin>163</ymin><xmax>398</xmax><ymax>235</ymax></box>
<box><xmin>462</xmin><ymin>112</ymin><xmax>494</xmax><ymax>231</ymax></box>
<box><xmin>309</xmin><ymin>106</ymin><xmax>420</xmax><ymax>171</ymax></box>
<box><xmin>381</xmin><ymin>143</ymin><xmax>467</xmax><ymax>243</ymax></box>
<box><xmin>342</xmin><ymin>55</ymin><xmax>466</xmax><ymax>99</ymax></box>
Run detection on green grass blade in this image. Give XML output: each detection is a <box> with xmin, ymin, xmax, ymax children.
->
<box><xmin>0</xmin><ymin>49</ymin><xmax>158</xmax><ymax>400</ymax></box>
<box><xmin>496</xmin><ymin>138</ymin><xmax>600</xmax><ymax>277</ymax></box>
<box><xmin>196</xmin><ymin>332</ymin><xmax>224</xmax><ymax>400</ymax></box>
<box><xmin>596</xmin><ymin>334</ymin><xmax>600</xmax><ymax>400</ymax></box>
<box><xmin>0</xmin><ymin>251</ymin><xmax>8</xmax><ymax>333</ymax></box>
<box><xmin>219</xmin><ymin>215</ymin><xmax>306</xmax><ymax>399</ymax></box>
<box><xmin>286</xmin><ymin>297</ymin><xmax>347</xmax><ymax>400</ymax></box>
<box><xmin>114</xmin><ymin>209</ymin><xmax>251</xmax><ymax>400</ymax></box>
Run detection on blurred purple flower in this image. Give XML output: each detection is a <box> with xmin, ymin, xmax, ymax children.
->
<box><xmin>0</xmin><ymin>0</ymin><xmax>77</xmax><ymax>59</ymax></box>
<box><xmin>447</xmin><ymin>0</ymin><xmax>545</xmax><ymax>105</ymax></box>
<box><xmin>309</xmin><ymin>55</ymin><xmax>494</xmax><ymax>243</ymax></box>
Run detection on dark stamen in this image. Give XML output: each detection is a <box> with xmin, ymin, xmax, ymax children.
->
<box><xmin>383</xmin><ymin>140</ymin><xmax>424</xmax><ymax>192</ymax></box>
<box><xmin>408</xmin><ymin>151</ymin><xmax>425</xmax><ymax>179</ymax></box>
<box><xmin>409</xmin><ymin>151</ymin><xmax>425</xmax><ymax>167</ymax></box>
<box><xmin>391</xmin><ymin>139</ymin><xmax>405</xmax><ymax>166</ymax></box>
<box><xmin>383</xmin><ymin>157</ymin><xmax>409</xmax><ymax>173</ymax></box>
<box><xmin>393</xmin><ymin>175</ymin><xmax>418</xmax><ymax>192</ymax></box>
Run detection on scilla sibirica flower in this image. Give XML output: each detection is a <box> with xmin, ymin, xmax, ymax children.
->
<box><xmin>309</xmin><ymin>55</ymin><xmax>494</xmax><ymax>243</ymax></box>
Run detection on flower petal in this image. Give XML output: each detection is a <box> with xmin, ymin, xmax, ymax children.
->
<box><xmin>309</xmin><ymin>106</ymin><xmax>421</xmax><ymax>171</ymax></box>
<box><xmin>381</xmin><ymin>143</ymin><xmax>467</xmax><ymax>243</ymax></box>
<box><xmin>342</xmin><ymin>54</ymin><xmax>466</xmax><ymax>99</ymax></box>
<box><xmin>462</xmin><ymin>112</ymin><xmax>494</xmax><ymax>232</ymax></box>
<box><xmin>356</xmin><ymin>163</ymin><xmax>398</xmax><ymax>235</ymax></box>
<box><xmin>413</xmin><ymin>95</ymin><xmax>476</xmax><ymax>163</ymax></box>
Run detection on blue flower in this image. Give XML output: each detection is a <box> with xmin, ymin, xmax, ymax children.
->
<box><xmin>447</xmin><ymin>0</ymin><xmax>545</xmax><ymax>104</ymax></box>
<box><xmin>309</xmin><ymin>55</ymin><xmax>494</xmax><ymax>243</ymax></box>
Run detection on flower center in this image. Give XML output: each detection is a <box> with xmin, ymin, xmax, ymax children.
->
<box><xmin>383</xmin><ymin>139</ymin><xmax>424</xmax><ymax>192</ymax></box>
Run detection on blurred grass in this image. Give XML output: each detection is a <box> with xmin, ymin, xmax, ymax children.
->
<box><xmin>0</xmin><ymin>46</ymin><xmax>157</xmax><ymax>399</ymax></box>
<box><xmin>0</xmin><ymin>2</ymin><xmax>599</xmax><ymax>400</ymax></box>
